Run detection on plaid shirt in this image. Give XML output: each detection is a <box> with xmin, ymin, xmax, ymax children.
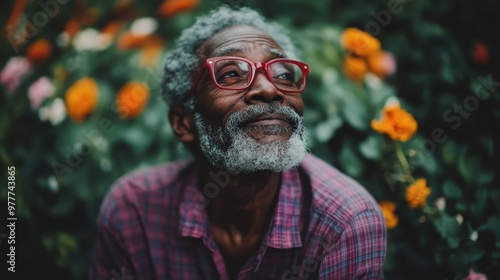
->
<box><xmin>89</xmin><ymin>154</ymin><xmax>386</xmax><ymax>280</ymax></box>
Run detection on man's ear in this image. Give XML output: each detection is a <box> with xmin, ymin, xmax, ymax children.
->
<box><xmin>168</xmin><ymin>107</ymin><xmax>196</xmax><ymax>143</ymax></box>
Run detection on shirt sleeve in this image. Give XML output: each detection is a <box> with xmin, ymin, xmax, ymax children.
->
<box><xmin>319</xmin><ymin>210</ymin><xmax>387</xmax><ymax>280</ymax></box>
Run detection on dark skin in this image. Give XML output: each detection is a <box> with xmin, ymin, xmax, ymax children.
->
<box><xmin>168</xmin><ymin>25</ymin><xmax>305</xmax><ymax>280</ymax></box>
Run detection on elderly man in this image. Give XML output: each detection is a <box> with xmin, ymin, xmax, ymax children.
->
<box><xmin>90</xmin><ymin>6</ymin><xmax>386</xmax><ymax>280</ymax></box>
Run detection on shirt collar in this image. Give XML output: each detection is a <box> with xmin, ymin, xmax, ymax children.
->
<box><xmin>178</xmin><ymin>166</ymin><xmax>303</xmax><ymax>249</ymax></box>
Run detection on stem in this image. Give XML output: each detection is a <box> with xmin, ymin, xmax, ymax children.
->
<box><xmin>395</xmin><ymin>142</ymin><xmax>415</xmax><ymax>184</ymax></box>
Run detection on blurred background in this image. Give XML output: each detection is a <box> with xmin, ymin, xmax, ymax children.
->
<box><xmin>1</xmin><ymin>0</ymin><xmax>499</xmax><ymax>279</ymax></box>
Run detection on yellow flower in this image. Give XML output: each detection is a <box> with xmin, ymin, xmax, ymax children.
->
<box><xmin>341</xmin><ymin>28</ymin><xmax>381</xmax><ymax>57</ymax></box>
<box><xmin>343</xmin><ymin>56</ymin><xmax>368</xmax><ymax>82</ymax></box>
<box><xmin>117</xmin><ymin>82</ymin><xmax>149</xmax><ymax>119</ymax></box>
<box><xmin>406</xmin><ymin>178</ymin><xmax>431</xmax><ymax>208</ymax></box>
<box><xmin>65</xmin><ymin>77</ymin><xmax>99</xmax><ymax>122</ymax></box>
<box><xmin>379</xmin><ymin>201</ymin><xmax>398</xmax><ymax>229</ymax></box>
<box><xmin>371</xmin><ymin>103</ymin><xmax>418</xmax><ymax>142</ymax></box>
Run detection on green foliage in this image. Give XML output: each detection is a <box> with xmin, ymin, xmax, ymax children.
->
<box><xmin>1</xmin><ymin>0</ymin><xmax>499</xmax><ymax>279</ymax></box>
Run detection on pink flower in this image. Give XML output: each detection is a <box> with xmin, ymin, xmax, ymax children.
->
<box><xmin>28</xmin><ymin>76</ymin><xmax>55</xmax><ymax>109</ymax></box>
<box><xmin>0</xmin><ymin>57</ymin><xmax>32</xmax><ymax>94</ymax></box>
<box><xmin>463</xmin><ymin>269</ymin><xmax>487</xmax><ymax>280</ymax></box>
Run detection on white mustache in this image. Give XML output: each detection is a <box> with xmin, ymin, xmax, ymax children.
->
<box><xmin>225</xmin><ymin>102</ymin><xmax>302</xmax><ymax>132</ymax></box>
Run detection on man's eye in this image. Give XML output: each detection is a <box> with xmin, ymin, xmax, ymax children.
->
<box><xmin>222</xmin><ymin>71</ymin><xmax>239</xmax><ymax>78</ymax></box>
<box><xmin>276</xmin><ymin>72</ymin><xmax>294</xmax><ymax>81</ymax></box>
<box><xmin>216</xmin><ymin>70</ymin><xmax>245</xmax><ymax>86</ymax></box>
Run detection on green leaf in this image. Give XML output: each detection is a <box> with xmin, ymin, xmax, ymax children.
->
<box><xmin>464</xmin><ymin>245</ymin><xmax>485</xmax><ymax>263</ymax></box>
<box><xmin>339</xmin><ymin>144</ymin><xmax>364</xmax><ymax>177</ymax></box>
<box><xmin>359</xmin><ymin>135</ymin><xmax>381</xmax><ymax>160</ymax></box>
<box><xmin>448</xmin><ymin>252</ymin><xmax>468</xmax><ymax>276</ymax></box>
<box><xmin>471</xmin><ymin>188</ymin><xmax>488</xmax><ymax>217</ymax></box>
<box><xmin>315</xmin><ymin>117</ymin><xmax>343</xmax><ymax>143</ymax></box>
<box><xmin>478</xmin><ymin>216</ymin><xmax>500</xmax><ymax>244</ymax></box>
<box><xmin>441</xmin><ymin>140</ymin><xmax>458</xmax><ymax>165</ymax></box>
<box><xmin>342</xmin><ymin>97</ymin><xmax>369</xmax><ymax>131</ymax></box>
<box><xmin>442</xmin><ymin>180</ymin><xmax>463</xmax><ymax>200</ymax></box>
<box><xmin>434</xmin><ymin>214</ymin><xmax>460</xmax><ymax>248</ymax></box>
<box><xmin>458</xmin><ymin>152</ymin><xmax>482</xmax><ymax>184</ymax></box>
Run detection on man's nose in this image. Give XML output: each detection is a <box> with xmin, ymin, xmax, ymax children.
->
<box><xmin>244</xmin><ymin>72</ymin><xmax>285</xmax><ymax>104</ymax></box>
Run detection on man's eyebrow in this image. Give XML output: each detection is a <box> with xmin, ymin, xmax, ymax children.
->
<box><xmin>267</xmin><ymin>48</ymin><xmax>286</xmax><ymax>58</ymax></box>
<box><xmin>212</xmin><ymin>47</ymin><xmax>244</xmax><ymax>57</ymax></box>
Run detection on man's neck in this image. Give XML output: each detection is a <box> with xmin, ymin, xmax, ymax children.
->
<box><xmin>204</xmin><ymin>169</ymin><xmax>281</xmax><ymax>237</ymax></box>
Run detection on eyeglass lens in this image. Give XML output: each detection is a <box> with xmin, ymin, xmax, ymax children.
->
<box><xmin>213</xmin><ymin>59</ymin><xmax>305</xmax><ymax>91</ymax></box>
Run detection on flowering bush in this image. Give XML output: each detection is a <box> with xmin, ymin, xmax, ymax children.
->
<box><xmin>1</xmin><ymin>1</ymin><xmax>499</xmax><ymax>279</ymax></box>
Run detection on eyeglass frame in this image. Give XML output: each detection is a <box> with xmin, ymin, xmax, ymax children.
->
<box><xmin>189</xmin><ymin>56</ymin><xmax>311</xmax><ymax>95</ymax></box>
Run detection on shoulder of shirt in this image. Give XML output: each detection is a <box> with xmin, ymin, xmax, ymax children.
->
<box><xmin>299</xmin><ymin>153</ymin><xmax>382</xmax><ymax>228</ymax></box>
<box><xmin>99</xmin><ymin>158</ymin><xmax>194</xmax><ymax>213</ymax></box>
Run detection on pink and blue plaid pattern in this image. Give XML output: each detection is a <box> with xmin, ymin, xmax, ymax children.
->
<box><xmin>89</xmin><ymin>154</ymin><xmax>386</xmax><ymax>279</ymax></box>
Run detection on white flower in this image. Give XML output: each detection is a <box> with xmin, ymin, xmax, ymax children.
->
<box><xmin>470</xmin><ymin>231</ymin><xmax>478</xmax><ymax>242</ymax></box>
<box><xmin>73</xmin><ymin>28</ymin><xmax>112</xmax><ymax>51</ymax></box>
<box><xmin>435</xmin><ymin>197</ymin><xmax>446</xmax><ymax>211</ymax></box>
<box><xmin>39</xmin><ymin>98</ymin><xmax>66</xmax><ymax>126</ymax></box>
<box><xmin>47</xmin><ymin>176</ymin><xmax>59</xmax><ymax>192</ymax></box>
<box><xmin>455</xmin><ymin>214</ymin><xmax>463</xmax><ymax>225</ymax></box>
<box><xmin>131</xmin><ymin>17</ymin><xmax>158</xmax><ymax>36</ymax></box>
<box><xmin>385</xmin><ymin>96</ymin><xmax>400</xmax><ymax>107</ymax></box>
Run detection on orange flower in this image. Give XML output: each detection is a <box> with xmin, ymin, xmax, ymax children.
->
<box><xmin>117</xmin><ymin>32</ymin><xmax>151</xmax><ymax>50</ymax></box>
<box><xmin>371</xmin><ymin>103</ymin><xmax>417</xmax><ymax>142</ymax></box>
<box><xmin>341</xmin><ymin>28</ymin><xmax>381</xmax><ymax>57</ymax></box>
<box><xmin>5</xmin><ymin>0</ymin><xmax>29</xmax><ymax>30</ymax></box>
<box><xmin>343</xmin><ymin>56</ymin><xmax>368</xmax><ymax>82</ymax></box>
<box><xmin>116</xmin><ymin>82</ymin><xmax>149</xmax><ymax>119</ymax></box>
<box><xmin>65</xmin><ymin>78</ymin><xmax>99</xmax><ymax>122</ymax></box>
<box><xmin>27</xmin><ymin>39</ymin><xmax>53</xmax><ymax>64</ymax></box>
<box><xmin>367</xmin><ymin>51</ymin><xmax>396</xmax><ymax>78</ymax></box>
<box><xmin>158</xmin><ymin>0</ymin><xmax>199</xmax><ymax>18</ymax></box>
<box><xmin>379</xmin><ymin>201</ymin><xmax>398</xmax><ymax>229</ymax></box>
<box><xmin>406</xmin><ymin>178</ymin><xmax>431</xmax><ymax>208</ymax></box>
<box><xmin>101</xmin><ymin>21</ymin><xmax>124</xmax><ymax>37</ymax></box>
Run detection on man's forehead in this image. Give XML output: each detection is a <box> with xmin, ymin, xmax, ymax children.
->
<box><xmin>200</xmin><ymin>25</ymin><xmax>286</xmax><ymax>58</ymax></box>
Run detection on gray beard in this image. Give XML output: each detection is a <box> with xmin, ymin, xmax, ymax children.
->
<box><xmin>193</xmin><ymin>102</ymin><xmax>308</xmax><ymax>174</ymax></box>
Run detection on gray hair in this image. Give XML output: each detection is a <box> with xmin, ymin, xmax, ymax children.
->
<box><xmin>161</xmin><ymin>5</ymin><xmax>299</xmax><ymax>111</ymax></box>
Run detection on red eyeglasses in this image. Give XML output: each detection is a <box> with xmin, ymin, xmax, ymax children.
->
<box><xmin>191</xmin><ymin>56</ymin><xmax>310</xmax><ymax>94</ymax></box>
